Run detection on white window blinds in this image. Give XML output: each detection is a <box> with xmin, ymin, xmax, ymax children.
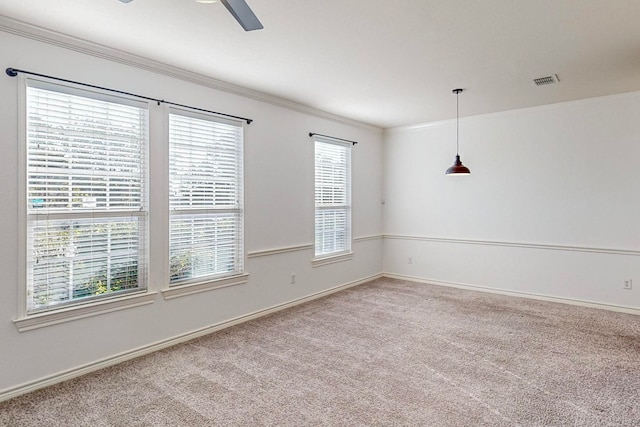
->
<box><xmin>314</xmin><ymin>137</ymin><xmax>352</xmax><ymax>257</ymax></box>
<box><xmin>26</xmin><ymin>80</ymin><xmax>148</xmax><ymax>313</ymax></box>
<box><xmin>169</xmin><ymin>111</ymin><xmax>244</xmax><ymax>284</ymax></box>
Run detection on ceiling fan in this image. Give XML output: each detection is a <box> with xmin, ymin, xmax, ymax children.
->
<box><xmin>118</xmin><ymin>0</ymin><xmax>263</xmax><ymax>32</ymax></box>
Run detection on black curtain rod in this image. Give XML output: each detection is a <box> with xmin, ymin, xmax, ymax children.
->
<box><xmin>5</xmin><ymin>67</ymin><xmax>253</xmax><ymax>124</ymax></box>
<box><xmin>308</xmin><ymin>132</ymin><xmax>358</xmax><ymax>145</ymax></box>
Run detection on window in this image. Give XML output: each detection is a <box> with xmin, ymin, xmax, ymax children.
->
<box><xmin>25</xmin><ymin>80</ymin><xmax>148</xmax><ymax>313</ymax></box>
<box><xmin>314</xmin><ymin>136</ymin><xmax>352</xmax><ymax>258</ymax></box>
<box><xmin>169</xmin><ymin>110</ymin><xmax>244</xmax><ymax>285</ymax></box>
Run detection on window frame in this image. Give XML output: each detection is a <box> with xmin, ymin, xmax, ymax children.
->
<box><xmin>163</xmin><ymin>107</ymin><xmax>247</xmax><ymax>298</ymax></box>
<box><xmin>14</xmin><ymin>76</ymin><xmax>155</xmax><ymax>330</ymax></box>
<box><xmin>312</xmin><ymin>135</ymin><xmax>353</xmax><ymax>266</ymax></box>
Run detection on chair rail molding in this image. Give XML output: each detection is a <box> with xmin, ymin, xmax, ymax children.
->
<box><xmin>383</xmin><ymin>234</ymin><xmax>640</xmax><ymax>256</ymax></box>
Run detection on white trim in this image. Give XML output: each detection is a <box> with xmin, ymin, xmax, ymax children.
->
<box><xmin>245</xmin><ymin>238</ymin><xmax>379</xmax><ymax>258</ymax></box>
<box><xmin>149</xmin><ymin>104</ymin><xmax>169</xmax><ymax>296</ymax></box>
<box><xmin>0</xmin><ymin>16</ymin><xmax>381</xmax><ymax>133</ymax></box>
<box><xmin>385</xmin><ymin>90</ymin><xmax>640</xmax><ymax>133</ymax></box>
<box><xmin>311</xmin><ymin>252</ymin><xmax>354</xmax><ymax>268</ymax></box>
<box><xmin>383</xmin><ymin>273</ymin><xmax>640</xmax><ymax>316</ymax></box>
<box><xmin>162</xmin><ymin>273</ymin><xmax>249</xmax><ymax>300</ymax></box>
<box><xmin>247</xmin><ymin>244</ymin><xmax>313</xmax><ymax>258</ymax></box>
<box><xmin>13</xmin><ymin>292</ymin><xmax>157</xmax><ymax>332</ymax></box>
<box><xmin>383</xmin><ymin>234</ymin><xmax>640</xmax><ymax>256</ymax></box>
<box><xmin>240</xmin><ymin>121</ymin><xmax>247</xmax><ymax>275</ymax></box>
<box><xmin>354</xmin><ymin>235</ymin><xmax>383</xmax><ymax>243</ymax></box>
<box><xmin>16</xmin><ymin>73</ymin><xmax>27</xmax><ymax>318</ymax></box>
<box><xmin>0</xmin><ymin>273</ymin><xmax>382</xmax><ymax>403</ymax></box>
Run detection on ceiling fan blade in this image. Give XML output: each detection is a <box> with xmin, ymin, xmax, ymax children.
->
<box><xmin>220</xmin><ymin>0</ymin><xmax>263</xmax><ymax>31</ymax></box>
<box><xmin>116</xmin><ymin>0</ymin><xmax>262</xmax><ymax>32</ymax></box>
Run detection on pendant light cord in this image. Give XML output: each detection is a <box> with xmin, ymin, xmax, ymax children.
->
<box><xmin>446</xmin><ymin>88</ymin><xmax>470</xmax><ymax>175</ymax></box>
<box><xmin>456</xmin><ymin>90</ymin><xmax>459</xmax><ymax>156</ymax></box>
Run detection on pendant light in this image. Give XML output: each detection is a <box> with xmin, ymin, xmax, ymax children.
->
<box><xmin>445</xmin><ymin>88</ymin><xmax>471</xmax><ymax>175</ymax></box>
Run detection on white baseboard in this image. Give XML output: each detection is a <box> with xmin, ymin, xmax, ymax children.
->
<box><xmin>383</xmin><ymin>273</ymin><xmax>640</xmax><ymax>316</ymax></box>
<box><xmin>0</xmin><ymin>273</ymin><xmax>383</xmax><ymax>403</ymax></box>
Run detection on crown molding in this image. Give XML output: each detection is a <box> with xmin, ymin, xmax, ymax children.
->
<box><xmin>385</xmin><ymin>89</ymin><xmax>640</xmax><ymax>134</ymax></box>
<box><xmin>0</xmin><ymin>15</ymin><xmax>381</xmax><ymax>134</ymax></box>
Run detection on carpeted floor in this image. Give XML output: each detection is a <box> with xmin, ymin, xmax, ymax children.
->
<box><xmin>1</xmin><ymin>277</ymin><xmax>639</xmax><ymax>426</ymax></box>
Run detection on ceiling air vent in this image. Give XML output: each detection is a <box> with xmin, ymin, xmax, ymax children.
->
<box><xmin>533</xmin><ymin>74</ymin><xmax>559</xmax><ymax>86</ymax></box>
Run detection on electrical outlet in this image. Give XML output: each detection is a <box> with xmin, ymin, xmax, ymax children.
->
<box><xmin>290</xmin><ymin>273</ymin><xmax>296</xmax><ymax>284</ymax></box>
<box><xmin>623</xmin><ymin>279</ymin><xmax>632</xmax><ymax>290</ymax></box>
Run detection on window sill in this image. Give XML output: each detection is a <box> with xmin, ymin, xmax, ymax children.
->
<box><xmin>14</xmin><ymin>291</ymin><xmax>157</xmax><ymax>332</ymax></box>
<box><xmin>311</xmin><ymin>252</ymin><xmax>354</xmax><ymax>268</ymax></box>
<box><xmin>162</xmin><ymin>273</ymin><xmax>249</xmax><ymax>300</ymax></box>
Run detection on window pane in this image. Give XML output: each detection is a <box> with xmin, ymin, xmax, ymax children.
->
<box><xmin>315</xmin><ymin>141</ymin><xmax>349</xmax><ymax>206</ymax></box>
<box><xmin>314</xmin><ymin>139</ymin><xmax>351</xmax><ymax>257</ymax></box>
<box><xmin>169</xmin><ymin>114</ymin><xmax>241</xmax><ymax>210</ymax></box>
<box><xmin>169</xmin><ymin>112</ymin><xmax>243</xmax><ymax>285</ymax></box>
<box><xmin>26</xmin><ymin>82</ymin><xmax>148</xmax><ymax>313</ymax></box>
<box><xmin>169</xmin><ymin>213</ymin><xmax>241</xmax><ymax>282</ymax></box>
<box><xmin>315</xmin><ymin>208</ymin><xmax>350</xmax><ymax>256</ymax></box>
<box><xmin>27</xmin><ymin>86</ymin><xmax>146</xmax><ymax>213</ymax></box>
<box><xmin>28</xmin><ymin>217</ymin><xmax>143</xmax><ymax>311</ymax></box>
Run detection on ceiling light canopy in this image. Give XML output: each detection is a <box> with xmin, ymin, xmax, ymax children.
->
<box><xmin>445</xmin><ymin>88</ymin><xmax>471</xmax><ymax>176</ymax></box>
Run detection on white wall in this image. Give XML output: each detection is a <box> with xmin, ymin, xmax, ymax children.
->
<box><xmin>0</xmin><ymin>27</ymin><xmax>383</xmax><ymax>396</ymax></box>
<box><xmin>383</xmin><ymin>91</ymin><xmax>640</xmax><ymax>310</ymax></box>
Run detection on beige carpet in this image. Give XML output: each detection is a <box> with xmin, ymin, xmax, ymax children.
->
<box><xmin>1</xmin><ymin>277</ymin><xmax>639</xmax><ymax>426</ymax></box>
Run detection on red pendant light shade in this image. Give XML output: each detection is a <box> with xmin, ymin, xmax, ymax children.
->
<box><xmin>446</xmin><ymin>154</ymin><xmax>471</xmax><ymax>175</ymax></box>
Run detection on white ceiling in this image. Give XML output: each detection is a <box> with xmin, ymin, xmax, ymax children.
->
<box><xmin>1</xmin><ymin>0</ymin><xmax>639</xmax><ymax>129</ymax></box>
